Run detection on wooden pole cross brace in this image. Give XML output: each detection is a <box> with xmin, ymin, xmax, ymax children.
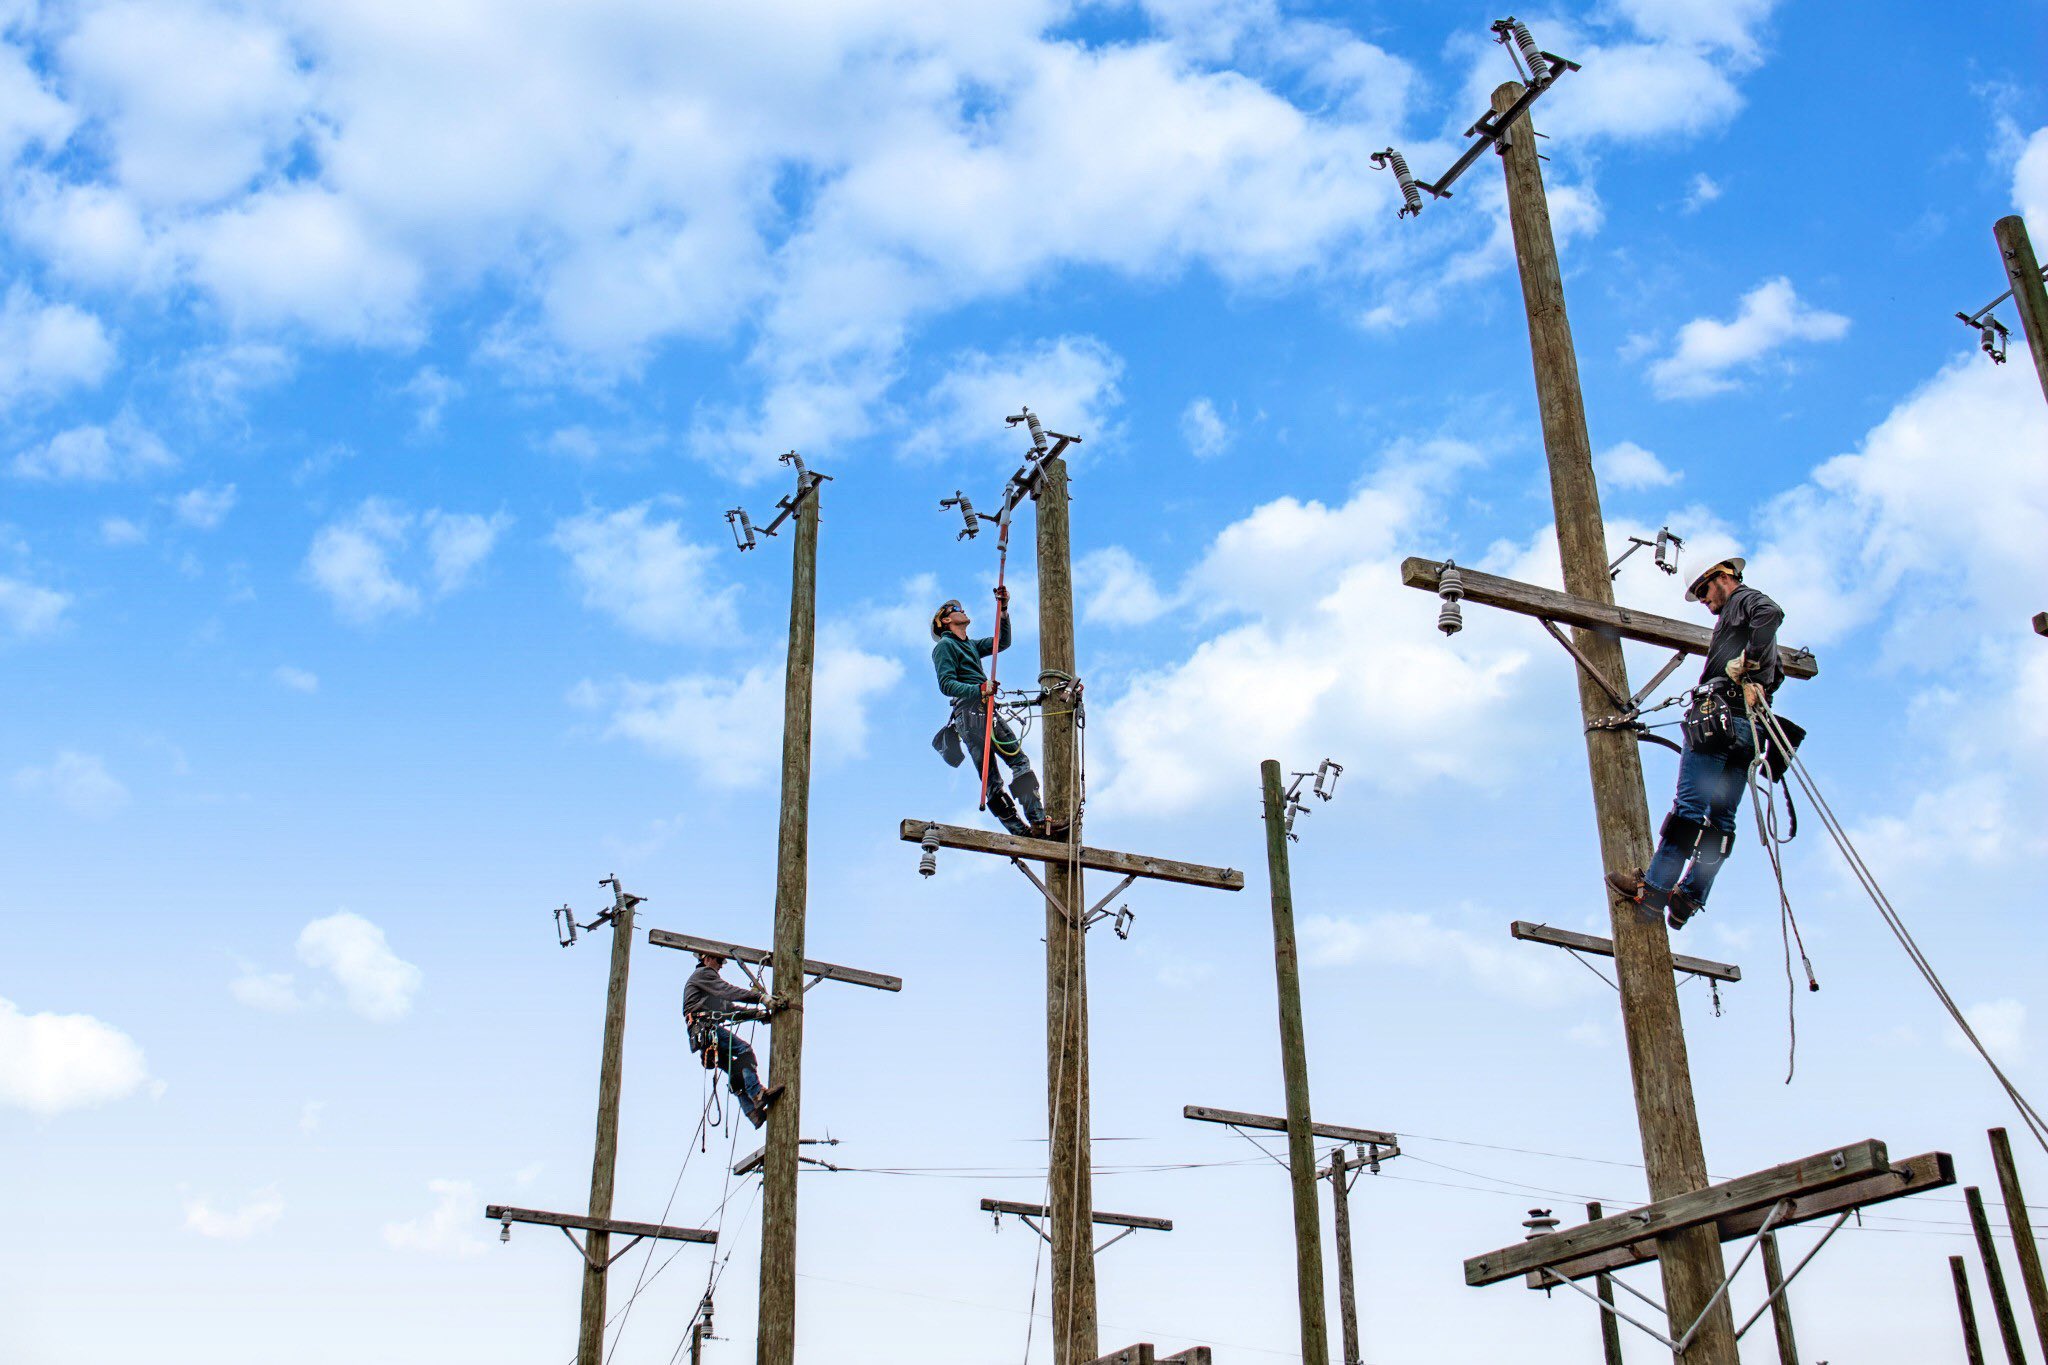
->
<box><xmin>979</xmin><ymin>1197</ymin><xmax>1172</xmax><ymax>1254</ymax></box>
<box><xmin>1511</xmin><ymin>920</ymin><xmax>1741</xmax><ymax>984</ymax></box>
<box><xmin>1400</xmin><ymin>557</ymin><xmax>1821</xmax><ymax>679</ymax></box>
<box><xmin>900</xmin><ymin>819</ymin><xmax>1245</xmax><ymax>892</ymax></box>
<box><xmin>1087</xmin><ymin>1347</ymin><xmax>1213</xmax><ymax>1365</ymax></box>
<box><xmin>646</xmin><ymin>929</ymin><xmax>902</xmax><ymax>994</ymax></box>
<box><xmin>484</xmin><ymin>1204</ymin><xmax>718</xmax><ymax>1271</ymax></box>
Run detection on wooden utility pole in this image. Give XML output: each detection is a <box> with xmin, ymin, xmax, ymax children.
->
<box><xmin>1330</xmin><ymin>1150</ymin><xmax>1363</xmax><ymax>1365</ymax></box>
<box><xmin>1037</xmin><ymin>453</ymin><xmax>1098</xmax><ymax>1365</ymax></box>
<box><xmin>1585</xmin><ymin>1201</ymin><xmax>1624</xmax><ymax>1365</ymax></box>
<box><xmin>1759</xmin><ymin>1231</ymin><xmax>1799</xmax><ymax>1364</ymax></box>
<box><xmin>1992</xmin><ymin>1126</ymin><xmax>2048</xmax><ymax>1356</ymax></box>
<box><xmin>1491</xmin><ymin>78</ymin><xmax>1736</xmax><ymax>1362</ymax></box>
<box><xmin>577</xmin><ymin>877</ymin><xmax>638</xmax><ymax>1365</ymax></box>
<box><xmin>1995</xmin><ymin>216</ymin><xmax>2048</xmax><ymax>406</ymax></box>
<box><xmin>1960</xmin><ymin>1256</ymin><xmax>1992</xmax><ymax>1365</ymax></box>
<box><xmin>1258</xmin><ymin>758</ymin><xmax>1328</xmax><ymax>1365</ymax></box>
<box><xmin>1968</xmin><ymin>1184</ymin><xmax>2029</xmax><ymax>1364</ymax></box>
<box><xmin>758</xmin><ymin>480</ymin><xmax>820</xmax><ymax>1365</ymax></box>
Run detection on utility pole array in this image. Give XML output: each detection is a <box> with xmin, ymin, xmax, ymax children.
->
<box><xmin>906</xmin><ymin>407</ymin><xmax>1246</xmax><ymax>1365</ymax></box>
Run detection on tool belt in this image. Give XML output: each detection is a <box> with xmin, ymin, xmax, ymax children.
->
<box><xmin>1681</xmin><ymin>682</ymin><xmax>1752</xmax><ymax>759</ymax></box>
<box><xmin>685</xmin><ymin>1009</ymin><xmax>766</xmax><ymax>1068</ymax></box>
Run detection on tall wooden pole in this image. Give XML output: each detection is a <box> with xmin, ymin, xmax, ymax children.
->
<box><xmin>1260</xmin><ymin>759</ymin><xmax>1329</xmax><ymax>1365</ymax></box>
<box><xmin>1959</xmin><ymin>1255</ymin><xmax>1992</xmax><ymax>1365</ymax></box>
<box><xmin>1491</xmin><ymin>79</ymin><xmax>1737</xmax><ymax>1364</ymax></box>
<box><xmin>757</xmin><ymin>488</ymin><xmax>819</xmax><ymax>1365</ymax></box>
<box><xmin>1994</xmin><ymin>216</ymin><xmax>2048</xmax><ymax>406</ymax></box>
<box><xmin>1968</xmin><ymin>1184</ymin><xmax>2029</xmax><ymax>1365</ymax></box>
<box><xmin>1330</xmin><ymin>1149</ymin><xmax>1362</xmax><ymax>1365</ymax></box>
<box><xmin>1036</xmin><ymin>455</ymin><xmax>1097</xmax><ymax>1365</ymax></box>
<box><xmin>1760</xmin><ymin>1230</ymin><xmax>1799</xmax><ymax>1365</ymax></box>
<box><xmin>577</xmin><ymin>880</ymin><xmax>637</xmax><ymax>1365</ymax></box>
<box><xmin>1992</xmin><ymin>1126</ymin><xmax>2048</xmax><ymax>1357</ymax></box>
<box><xmin>1586</xmin><ymin>1202</ymin><xmax>1624</xmax><ymax>1365</ymax></box>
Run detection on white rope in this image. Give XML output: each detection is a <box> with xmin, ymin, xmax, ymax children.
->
<box><xmin>1754</xmin><ymin>703</ymin><xmax>2048</xmax><ymax>1153</ymax></box>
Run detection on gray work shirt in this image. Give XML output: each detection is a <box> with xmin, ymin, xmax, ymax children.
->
<box><xmin>684</xmin><ymin>964</ymin><xmax>758</xmax><ymax>1017</ymax></box>
<box><xmin>1700</xmin><ymin>583</ymin><xmax>1785</xmax><ymax>696</ymax></box>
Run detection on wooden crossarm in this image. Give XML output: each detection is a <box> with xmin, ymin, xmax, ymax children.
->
<box><xmin>1525</xmin><ymin>1151</ymin><xmax>1955</xmax><ymax>1286</ymax></box>
<box><xmin>1400</xmin><ymin>557</ymin><xmax>1820</xmax><ymax>680</ymax></box>
<box><xmin>901</xmin><ymin>819</ymin><xmax>1245</xmax><ymax>891</ymax></box>
<box><xmin>1159</xmin><ymin>1352</ymin><xmax>1212</xmax><ymax>1364</ymax></box>
<box><xmin>979</xmin><ymin>1198</ymin><xmax>1173</xmax><ymax>1231</ymax></box>
<box><xmin>1087</xmin><ymin>1348</ymin><xmax>1155</xmax><ymax>1365</ymax></box>
<box><xmin>1182</xmin><ymin>1104</ymin><xmax>1397</xmax><ymax>1148</ymax></box>
<box><xmin>1511</xmin><ymin>920</ymin><xmax>1742</xmax><ymax>983</ymax></box>
<box><xmin>484</xmin><ymin>1205</ymin><xmax>717</xmax><ymax>1245</ymax></box>
<box><xmin>1465</xmin><ymin>1139</ymin><xmax>1890</xmax><ymax>1285</ymax></box>
<box><xmin>645</xmin><ymin>929</ymin><xmax>902</xmax><ymax>992</ymax></box>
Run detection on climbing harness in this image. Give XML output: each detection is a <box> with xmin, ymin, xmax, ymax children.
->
<box><xmin>1750</xmin><ymin>699</ymin><xmax>2048</xmax><ymax>1153</ymax></box>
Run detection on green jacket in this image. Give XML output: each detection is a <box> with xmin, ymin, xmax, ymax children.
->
<box><xmin>932</xmin><ymin>615</ymin><xmax>1012</xmax><ymax>702</ymax></box>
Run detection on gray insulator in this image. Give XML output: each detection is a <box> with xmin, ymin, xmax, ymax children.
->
<box><xmin>1437</xmin><ymin>560</ymin><xmax>1466</xmax><ymax>636</ymax></box>
<box><xmin>1024</xmin><ymin>410</ymin><xmax>1048</xmax><ymax>455</ymax></box>
<box><xmin>1502</xmin><ymin>18</ymin><xmax>1552</xmax><ymax>84</ymax></box>
<box><xmin>1375</xmin><ymin>148</ymin><xmax>1424</xmax><ymax>218</ymax></box>
<box><xmin>1522</xmin><ymin>1208</ymin><xmax>1560</xmax><ymax>1239</ymax></box>
<box><xmin>918</xmin><ymin>826</ymin><xmax>940</xmax><ymax>878</ymax></box>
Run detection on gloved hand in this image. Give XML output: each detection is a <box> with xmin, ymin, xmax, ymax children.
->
<box><xmin>1725</xmin><ymin>656</ymin><xmax>1757</xmax><ymax>682</ymax></box>
<box><xmin>994</xmin><ymin>584</ymin><xmax>1009</xmax><ymax>605</ymax></box>
<box><xmin>1742</xmin><ymin>681</ymin><xmax>1767</xmax><ymax>711</ymax></box>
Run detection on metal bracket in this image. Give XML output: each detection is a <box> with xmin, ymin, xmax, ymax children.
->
<box><xmin>1539</xmin><ymin>618</ymin><xmax>1631</xmax><ymax>711</ymax></box>
<box><xmin>1532</xmin><ymin>1199</ymin><xmax>1847</xmax><ymax>1351</ymax></box>
<box><xmin>1082</xmin><ymin>873</ymin><xmax>1138</xmax><ymax>931</ymax></box>
<box><xmin>726</xmin><ymin>451</ymin><xmax>832</xmax><ymax>551</ymax></box>
<box><xmin>1007</xmin><ymin>856</ymin><xmax>1072</xmax><ymax>923</ymax></box>
<box><xmin>1956</xmin><ymin>263</ymin><xmax>2047</xmax><ymax>364</ymax></box>
<box><xmin>560</xmin><ymin>1226</ymin><xmax>648</xmax><ymax>1272</ymax></box>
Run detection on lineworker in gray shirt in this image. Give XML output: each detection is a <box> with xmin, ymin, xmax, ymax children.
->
<box><xmin>684</xmin><ymin>950</ymin><xmax>782</xmax><ymax>1127</ymax></box>
<box><xmin>1609</xmin><ymin>557</ymin><xmax>1785</xmax><ymax>930</ymax></box>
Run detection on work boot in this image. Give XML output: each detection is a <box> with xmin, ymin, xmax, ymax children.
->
<box><xmin>758</xmin><ymin>1083</ymin><xmax>786</xmax><ymax>1113</ymax></box>
<box><xmin>1666</xmin><ymin>889</ymin><xmax>1703</xmax><ymax>931</ymax></box>
<box><xmin>1605</xmin><ymin>868</ymin><xmax>1668</xmax><ymax>914</ymax></box>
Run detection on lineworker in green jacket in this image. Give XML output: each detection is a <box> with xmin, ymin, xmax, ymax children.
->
<box><xmin>930</xmin><ymin>589</ymin><xmax>1055</xmax><ymax>838</ymax></box>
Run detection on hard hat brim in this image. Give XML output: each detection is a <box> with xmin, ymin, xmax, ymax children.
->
<box><xmin>1685</xmin><ymin>557</ymin><xmax>1746</xmax><ymax>602</ymax></box>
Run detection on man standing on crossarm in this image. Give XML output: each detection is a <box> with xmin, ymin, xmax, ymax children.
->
<box><xmin>683</xmin><ymin>950</ymin><xmax>782</xmax><ymax>1128</ymax></box>
<box><xmin>929</xmin><ymin>589</ymin><xmax>1059</xmax><ymax>839</ymax></box>
<box><xmin>1609</xmin><ymin>556</ymin><xmax>1785</xmax><ymax>930</ymax></box>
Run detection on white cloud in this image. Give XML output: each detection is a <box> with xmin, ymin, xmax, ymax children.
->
<box><xmin>13</xmin><ymin>414</ymin><xmax>172</xmax><ymax>482</ymax></box>
<box><xmin>1609</xmin><ymin>0</ymin><xmax>1776</xmax><ymax>59</ymax></box>
<box><xmin>306</xmin><ymin>500</ymin><xmax>501</xmax><ymax>623</ymax></box>
<box><xmin>1301</xmin><ymin>911</ymin><xmax>1582</xmax><ymax>1007</ymax></box>
<box><xmin>1647</xmin><ymin>278</ymin><xmax>1849</xmax><ymax>399</ymax></box>
<box><xmin>1077</xmin><ymin>547</ymin><xmax>1174</xmax><ymax>627</ymax></box>
<box><xmin>1180</xmin><ymin>397</ymin><xmax>1230</xmax><ymax>459</ymax></box>
<box><xmin>300</xmin><ymin>1100</ymin><xmax>325</xmax><ymax>1134</ymax></box>
<box><xmin>580</xmin><ymin>641</ymin><xmax>903</xmax><ymax>786</ymax></box>
<box><xmin>184</xmin><ymin>1187</ymin><xmax>284</xmax><ymax>1239</ymax></box>
<box><xmin>2016</xmin><ymin>126</ymin><xmax>2048</xmax><ymax>224</ymax></box>
<box><xmin>1089</xmin><ymin>439</ymin><xmax>1537</xmax><ymax>815</ymax></box>
<box><xmin>182</xmin><ymin>186</ymin><xmax>422</xmax><ymax>341</ymax></box>
<box><xmin>1682</xmin><ymin>173</ymin><xmax>1723</xmax><ymax>213</ymax></box>
<box><xmin>230</xmin><ymin>968</ymin><xmax>303</xmax><ymax>1013</ymax></box>
<box><xmin>385</xmin><ymin>1179</ymin><xmax>490</xmax><ymax>1258</ymax></box>
<box><xmin>1951</xmin><ymin>999</ymin><xmax>2027</xmax><ymax>1067</ymax></box>
<box><xmin>423</xmin><ymin>510</ymin><xmax>510</xmax><ymax>595</ymax></box>
<box><xmin>901</xmin><ymin>337</ymin><xmax>1124</xmax><ymax>462</ymax></box>
<box><xmin>0</xmin><ymin>997</ymin><xmax>152</xmax><ymax>1116</ymax></box>
<box><xmin>1595</xmin><ymin>441</ymin><xmax>1681</xmax><ymax>490</ymax></box>
<box><xmin>99</xmin><ymin>516</ymin><xmax>146</xmax><ymax>546</ymax></box>
<box><xmin>0</xmin><ymin>285</ymin><xmax>115</xmax><ymax>410</ymax></box>
<box><xmin>0</xmin><ymin>43</ymin><xmax>76</xmax><ymax>167</ymax></box>
<box><xmin>296</xmin><ymin>912</ymin><xmax>421</xmax><ymax>1022</ymax></box>
<box><xmin>273</xmin><ymin>665</ymin><xmax>319</xmax><ymax>693</ymax></box>
<box><xmin>402</xmin><ymin>365</ymin><xmax>461</xmax><ymax>433</ymax></box>
<box><xmin>14</xmin><ymin>751</ymin><xmax>130</xmax><ymax>817</ymax></box>
<box><xmin>307</xmin><ymin>499</ymin><xmax>418</xmax><ymax>623</ymax></box>
<box><xmin>0</xmin><ymin>574</ymin><xmax>71</xmax><ymax>635</ymax></box>
<box><xmin>172</xmin><ymin>483</ymin><xmax>236</xmax><ymax>529</ymax></box>
<box><xmin>552</xmin><ymin>504</ymin><xmax>737</xmax><ymax>644</ymax></box>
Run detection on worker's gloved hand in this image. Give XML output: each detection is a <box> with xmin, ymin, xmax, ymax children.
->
<box><xmin>1725</xmin><ymin>656</ymin><xmax>1757</xmax><ymax>682</ymax></box>
<box><xmin>980</xmin><ymin>679</ymin><xmax>995</xmax><ymax>698</ymax></box>
<box><xmin>994</xmin><ymin>584</ymin><xmax>1009</xmax><ymax>605</ymax></box>
<box><xmin>1742</xmin><ymin>681</ymin><xmax>1767</xmax><ymax>711</ymax></box>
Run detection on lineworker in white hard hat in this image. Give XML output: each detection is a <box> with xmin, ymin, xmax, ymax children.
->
<box><xmin>1609</xmin><ymin>557</ymin><xmax>1785</xmax><ymax>930</ymax></box>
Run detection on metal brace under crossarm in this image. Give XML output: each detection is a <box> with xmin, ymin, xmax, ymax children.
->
<box><xmin>486</xmin><ymin>1205</ymin><xmax>717</xmax><ymax>1273</ymax></box>
<box><xmin>980</xmin><ymin>1198</ymin><xmax>1173</xmax><ymax>1255</ymax></box>
<box><xmin>1007</xmin><ymin>857</ymin><xmax>1137</xmax><ymax>936</ymax></box>
<box><xmin>1534</xmin><ymin>1200</ymin><xmax>1850</xmax><ymax>1352</ymax></box>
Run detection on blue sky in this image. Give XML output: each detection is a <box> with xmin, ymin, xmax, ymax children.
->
<box><xmin>4</xmin><ymin>1</ymin><xmax>2047</xmax><ymax>1361</ymax></box>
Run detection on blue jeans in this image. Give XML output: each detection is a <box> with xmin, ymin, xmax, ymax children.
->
<box><xmin>1645</xmin><ymin>716</ymin><xmax>1753</xmax><ymax>908</ymax></box>
<box><xmin>707</xmin><ymin>1025</ymin><xmax>766</xmax><ymax>1122</ymax></box>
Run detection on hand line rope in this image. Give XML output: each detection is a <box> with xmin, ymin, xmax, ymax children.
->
<box><xmin>1754</xmin><ymin>702</ymin><xmax>2048</xmax><ymax>1153</ymax></box>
